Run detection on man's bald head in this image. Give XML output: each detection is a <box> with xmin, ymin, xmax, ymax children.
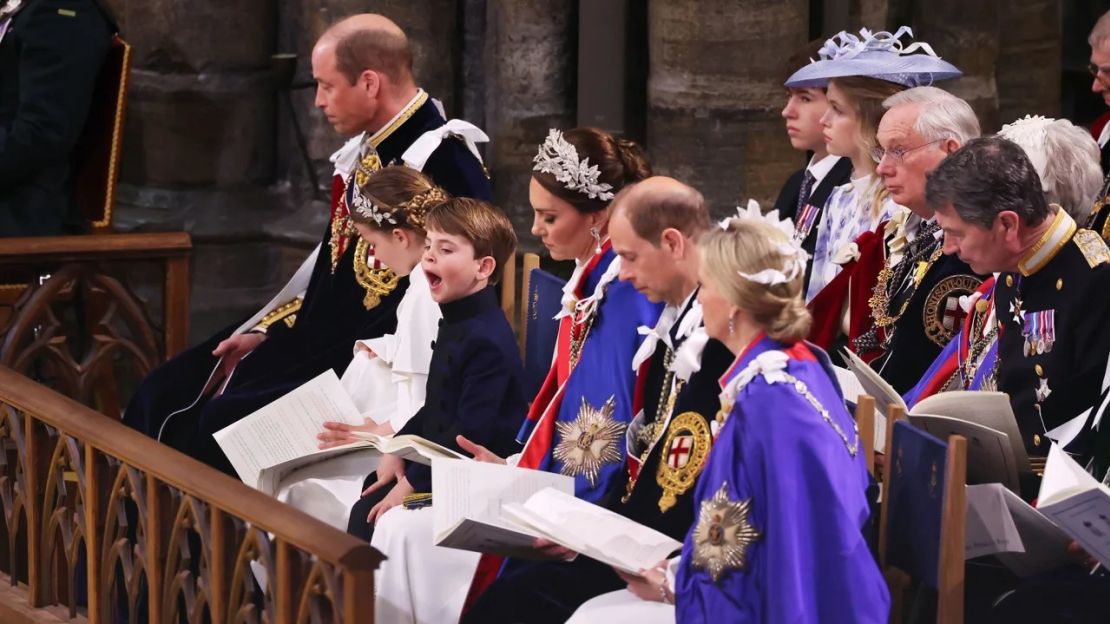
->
<box><xmin>611</xmin><ymin>176</ymin><xmax>710</xmax><ymax>246</ymax></box>
<box><xmin>317</xmin><ymin>14</ymin><xmax>413</xmax><ymax>86</ymax></box>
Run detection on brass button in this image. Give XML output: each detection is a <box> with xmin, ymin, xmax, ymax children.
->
<box><xmin>1056</xmin><ymin>278</ymin><xmax>1063</xmax><ymax>291</ymax></box>
<box><xmin>1006</xmin><ymin>275</ymin><xmax>1014</xmax><ymax>287</ymax></box>
<box><xmin>1035</xmin><ymin>364</ymin><xmax>1044</xmax><ymax>377</ymax></box>
<box><xmin>1033</xmin><ymin>434</ymin><xmax>1042</xmax><ymax>447</ymax></box>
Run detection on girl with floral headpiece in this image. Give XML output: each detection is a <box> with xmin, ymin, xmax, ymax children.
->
<box><xmin>568</xmin><ymin>206</ymin><xmax>888</xmax><ymax>623</ymax></box>
<box><xmin>273</xmin><ymin>166</ymin><xmax>448</xmax><ymax>529</ymax></box>
<box><xmin>786</xmin><ymin>27</ymin><xmax>962</xmax><ymax>302</ymax></box>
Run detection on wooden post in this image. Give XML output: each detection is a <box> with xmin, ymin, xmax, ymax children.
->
<box><xmin>937</xmin><ymin>435</ymin><xmax>967</xmax><ymax>624</ymax></box>
<box><xmin>24</xmin><ymin>413</ymin><xmax>46</xmax><ymax>606</ymax></box>
<box><xmin>209</xmin><ymin>508</ymin><xmax>228</xmax><ymax>624</ymax></box>
<box><xmin>501</xmin><ymin>252</ymin><xmax>517</xmax><ymax>330</ymax></box>
<box><xmin>519</xmin><ymin>253</ymin><xmax>540</xmax><ymax>356</ymax></box>
<box><xmin>84</xmin><ymin>445</ymin><xmax>101</xmax><ymax>624</ymax></box>
<box><xmin>163</xmin><ymin>255</ymin><xmax>190</xmax><ymax>360</ymax></box>
<box><xmin>855</xmin><ymin>395</ymin><xmax>876</xmax><ymax>477</ymax></box>
<box><xmin>877</xmin><ymin>404</ymin><xmax>906</xmax><ymax>568</ymax></box>
<box><xmin>275</xmin><ymin>539</ymin><xmax>293</xmax><ymax>624</ymax></box>
<box><xmin>343</xmin><ymin>566</ymin><xmax>375</xmax><ymax>624</ymax></box>
<box><xmin>145</xmin><ymin>475</ymin><xmax>163</xmax><ymax>624</ymax></box>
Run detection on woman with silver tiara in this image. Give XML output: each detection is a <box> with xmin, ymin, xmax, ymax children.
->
<box><xmin>568</xmin><ymin>205</ymin><xmax>888</xmax><ymax>623</ymax></box>
<box><xmin>368</xmin><ymin>128</ymin><xmax>661</xmax><ymax>624</ymax></box>
<box><xmin>786</xmin><ymin>27</ymin><xmax>962</xmax><ymax>303</ymax></box>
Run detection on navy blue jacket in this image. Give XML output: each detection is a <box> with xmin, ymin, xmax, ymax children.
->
<box><xmin>398</xmin><ymin>285</ymin><xmax>527</xmax><ymax>492</ymax></box>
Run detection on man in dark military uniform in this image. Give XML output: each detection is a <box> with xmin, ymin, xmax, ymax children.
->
<box><xmin>929</xmin><ymin>137</ymin><xmax>1110</xmax><ymax>479</ymax></box>
<box><xmin>123</xmin><ymin>14</ymin><xmax>492</xmax><ymax>474</ymax></box>
<box><xmin>462</xmin><ymin>178</ymin><xmax>732</xmax><ymax>623</ymax></box>
<box><xmin>0</xmin><ymin>0</ymin><xmax>114</xmax><ymax>236</ymax></box>
<box><xmin>853</xmin><ymin>87</ymin><xmax>985</xmax><ymax>393</ymax></box>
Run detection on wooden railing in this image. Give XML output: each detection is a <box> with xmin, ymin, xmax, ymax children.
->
<box><xmin>0</xmin><ymin>233</ymin><xmax>191</xmax><ymax>416</ymax></box>
<box><xmin>0</xmin><ymin>366</ymin><xmax>382</xmax><ymax>623</ymax></box>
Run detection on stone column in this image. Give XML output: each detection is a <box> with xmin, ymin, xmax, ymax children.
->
<box><xmin>110</xmin><ymin>0</ymin><xmax>289</xmax><ymax>341</ymax></box>
<box><xmin>997</xmin><ymin>0</ymin><xmax>1061</xmax><ymax>124</ymax></box>
<box><xmin>646</xmin><ymin>0</ymin><xmax>809</xmax><ymax>218</ymax></box>
<box><xmin>483</xmin><ymin>0</ymin><xmax>577</xmax><ymax>240</ymax></box>
<box><xmin>909</xmin><ymin>0</ymin><xmax>1001</xmax><ymax>132</ymax></box>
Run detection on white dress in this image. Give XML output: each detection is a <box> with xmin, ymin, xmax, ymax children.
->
<box><xmin>274</xmin><ymin>266</ymin><xmax>440</xmax><ymax>529</ymax></box>
<box><xmin>566</xmin><ymin>589</ymin><xmax>674</xmax><ymax>624</ymax></box>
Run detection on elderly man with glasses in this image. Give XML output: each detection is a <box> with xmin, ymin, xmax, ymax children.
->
<box><xmin>1087</xmin><ymin>11</ymin><xmax>1110</xmax><ymax>241</ymax></box>
<box><xmin>809</xmin><ymin>86</ymin><xmax>986</xmax><ymax>394</ymax></box>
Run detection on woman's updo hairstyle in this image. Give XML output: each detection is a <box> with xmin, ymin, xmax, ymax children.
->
<box><xmin>699</xmin><ymin>218</ymin><xmax>812</xmax><ymax>343</ymax></box>
<box><xmin>349</xmin><ymin>165</ymin><xmax>449</xmax><ymax>234</ymax></box>
<box><xmin>531</xmin><ymin>127</ymin><xmax>651</xmax><ymax>214</ymax></box>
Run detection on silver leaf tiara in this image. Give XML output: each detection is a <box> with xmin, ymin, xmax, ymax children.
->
<box><xmin>532</xmin><ymin>129</ymin><xmax>615</xmax><ymax>201</ymax></box>
<box><xmin>350</xmin><ymin>190</ymin><xmax>398</xmax><ymax>227</ymax></box>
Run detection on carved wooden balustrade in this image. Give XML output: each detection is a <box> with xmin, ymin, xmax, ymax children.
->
<box><xmin>0</xmin><ymin>366</ymin><xmax>382</xmax><ymax>624</ymax></box>
<box><xmin>0</xmin><ymin>233</ymin><xmax>191</xmax><ymax>416</ymax></box>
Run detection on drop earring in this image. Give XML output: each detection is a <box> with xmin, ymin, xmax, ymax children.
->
<box><xmin>728</xmin><ymin>313</ymin><xmax>735</xmax><ymax>336</ymax></box>
<box><xmin>589</xmin><ymin>226</ymin><xmax>602</xmax><ymax>255</ymax></box>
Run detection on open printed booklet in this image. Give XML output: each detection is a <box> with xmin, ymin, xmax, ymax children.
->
<box><xmin>840</xmin><ymin>349</ymin><xmax>1029</xmax><ymax>492</ymax></box>
<box><xmin>214</xmin><ymin>370</ymin><xmax>463</xmax><ymax>496</ymax></box>
<box><xmin>432</xmin><ymin>459</ymin><xmax>681</xmax><ymax>574</ymax></box>
<box><xmin>1035</xmin><ymin>444</ymin><xmax>1110</xmax><ymax>568</ymax></box>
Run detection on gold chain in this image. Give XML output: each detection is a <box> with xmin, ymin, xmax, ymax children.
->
<box><xmin>352</xmin><ymin>238</ymin><xmax>401</xmax><ymax>309</ymax></box>
<box><xmin>869</xmin><ymin>245</ymin><xmax>944</xmax><ymax>329</ymax></box>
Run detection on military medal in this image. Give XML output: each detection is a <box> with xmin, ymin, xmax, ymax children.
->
<box><xmin>692</xmin><ymin>482</ymin><xmax>761</xmax><ymax>582</ymax></box>
<box><xmin>1036</xmin><ymin>377</ymin><xmax>1052</xmax><ymax>403</ymax></box>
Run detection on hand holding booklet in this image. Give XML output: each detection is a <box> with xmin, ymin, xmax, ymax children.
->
<box><xmin>214</xmin><ymin>370</ymin><xmax>463</xmax><ymax>495</ymax></box>
<box><xmin>1036</xmin><ymin>444</ymin><xmax>1110</xmax><ymax>568</ymax></box>
<box><xmin>432</xmin><ymin>459</ymin><xmax>682</xmax><ymax>573</ymax></box>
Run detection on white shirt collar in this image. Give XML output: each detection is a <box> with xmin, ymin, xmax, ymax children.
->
<box><xmin>1099</xmin><ymin>121</ymin><xmax>1110</xmax><ymax>149</ymax></box>
<box><xmin>806</xmin><ymin>154</ymin><xmax>842</xmax><ymax>191</ymax></box>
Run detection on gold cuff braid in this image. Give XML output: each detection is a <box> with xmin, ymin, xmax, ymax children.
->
<box><xmin>251</xmin><ymin>297</ymin><xmax>304</xmax><ymax>333</ymax></box>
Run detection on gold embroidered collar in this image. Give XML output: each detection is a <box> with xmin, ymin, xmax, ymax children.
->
<box><xmin>1018</xmin><ymin>206</ymin><xmax>1075</xmax><ymax>277</ymax></box>
<box><xmin>368</xmin><ymin>89</ymin><xmax>429</xmax><ymax>149</ymax></box>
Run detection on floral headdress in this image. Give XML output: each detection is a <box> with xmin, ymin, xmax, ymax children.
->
<box><xmin>350</xmin><ymin>183</ymin><xmax>447</xmax><ymax>232</ymax></box>
<box><xmin>532</xmin><ymin>129</ymin><xmax>615</xmax><ymax>201</ymax></box>
<box><xmin>784</xmin><ymin>26</ymin><xmax>962</xmax><ymax>88</ymax></box>
<box><xmin>719</xmin><ymin>200</ymin><xmax>810</xmax><ymax>286</ymax></box>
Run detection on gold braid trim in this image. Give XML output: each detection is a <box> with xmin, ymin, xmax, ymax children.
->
<box><xmin>252</xmin><ymin>297</ymin><xmax>304</xmax><ymax>333</ymax></box>
<box><xmin>353</xmin><ymin>238</ymin><xmax>401</xmax><ymax>309</ymax></box>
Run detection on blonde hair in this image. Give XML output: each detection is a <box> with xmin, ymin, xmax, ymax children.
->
<box><xmin>699</xmin><ymin>219</ymin><xmax>812</xmax><ymax>343</ymax></box>
<box><xmin>349</xmin><ymin>166</ymin><xmax>448</xmax><ymax>234</ymax></box>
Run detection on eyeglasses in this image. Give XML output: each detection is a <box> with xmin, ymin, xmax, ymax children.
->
<box><xmin>1088</xmin><ymin>62</ymin><xmax>1110</xmax><ymax>88</ymax></box>
<box><xmin>870</xmin><ymin>138</ymin><xmax>946</xmax><ymax>165</ymax></box>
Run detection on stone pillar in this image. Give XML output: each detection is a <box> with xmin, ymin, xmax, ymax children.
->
<box><xmin>483</xmin><ymin>0</ymin><xmax>577</xmax><ymax>241</ymax></box>
<box><xmin>910</xmin><ymin>1</ymin><xmax>1001</xmax><ymax>132</ymax></box>
<box><xmin>110</xmin><ymin>0</ymin><xmax>288</xmax><ymax>341</ymax></box>
<box><xmin>996</xmin><ymin>0</ymin><xmax>1061</xmax><ymax>124</ymax></box>
<box><xmin>646</xmin><ymin>0</ymin><xmax>809</xmax><ymax>218</ymax></box>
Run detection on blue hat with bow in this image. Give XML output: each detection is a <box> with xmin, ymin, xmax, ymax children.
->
<box><xmin>785</xmin><ymin>26</ymin><xmax>962</xmax><ymax>88</ymax></box>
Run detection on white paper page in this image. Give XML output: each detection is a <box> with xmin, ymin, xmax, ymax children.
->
<box><xmin>908</xmin><ymin>414</ymin><xmax>1018</xmax><ymax>493</ymax></box>
<box><xmin>213</xmin><ymin>370</ymin><xmax>362</xmax><ymax>487</ymax></box>
<box><xmin>842</xmin><ymin>348</ymin><xmax>907</xmax><ymax>417</ymax></box>
<box><xmin>994</xmin><ymin>487</ymin><xmax>1072</xmax><ymax>577</ymax></box>
<box><xmin>834</xmin><ymin>366</ymin><xmax>887</xmax><ymax>454</ymax></box>
<box><xmin>1038</xmin><ymin>444</ymin><xmax>1099</xmax><ymax>507</ymax></box>
<box><xmin>506</xmin><ymin>487</ymin><xmax>682</xmax><ymax>573</ymax></box>
<box><xmin>912</xmin><ymin>391</ymin><xmax>1030</xmax><ymax>474</ymax></box>
<box><xmin>965</xmin><ymin>483</ymin><xmax>1024</xmax><ymax>560</ymax></box>
<box><xmin>431</xmin><ymin>459</ymin><xmax>573</xmax><ymax>546</ymax></box>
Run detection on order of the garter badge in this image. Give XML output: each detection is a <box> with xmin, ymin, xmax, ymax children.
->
<box><xmin>655</xmin><ymin>412</ymin><xmax>711</xmax><ymax>513</ymax></box>
<box><xmin>554</xmin><ymin>396</ymin><xmax>625</xmax><ymax>487</ymax></box>
<box><xmin>692</xmin><ymin>482</ymin><xmax>761</xmax><ymax>582</ymax></box>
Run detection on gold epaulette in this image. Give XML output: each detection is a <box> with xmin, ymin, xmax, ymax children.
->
<box><xmin>251</xmin><ymin>297</ymin><xmax>303</xmax><ymax>333</ymax></box>
<box><xmin>1073</xmin><ymin>229</ymin><xmax>1110</xmax><ymax>268</ymax></box>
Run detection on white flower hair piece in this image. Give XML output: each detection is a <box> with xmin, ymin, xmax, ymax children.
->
<box><xmin>998</xmin><ymin>114</ymin><xmax>1054</xmax><ymax>191</ymax></box>
<box><xmin>721</xmin><ymin>199</ymin><xmax>810</xmax><ymax>286</ymax></box>
<box><xmin>350</xmin><ymin>190</ymin><xmax>397</xmax><ymax>227</ymax></box>
<box><xmin>533</xmin><ymin>129</ymin><xmax>615</xmax><ymax>201</ymax></box>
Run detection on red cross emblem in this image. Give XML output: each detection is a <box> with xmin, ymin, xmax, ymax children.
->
<box><xmin>942</xmin><ymin>296</ymin><xmax>967</xmax><ymax>330</ymax></box>
<box><xmin>668</xmin><ymin>435</ymin><xmax>694</xmax><ymax>469</ymax></box>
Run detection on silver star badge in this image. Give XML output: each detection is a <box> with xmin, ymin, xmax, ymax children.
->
<box><xmin>553</xmin><ymin>396</ymin><xmax>625</xmax><ymax>487</ymax></box>
<box><xmin>1010</xmin><ymin>298</ymin><xmax>1025</xmax><ymax>324</ymax></box>
<box><xmin>691</xmin><ymin>482</ymin><xmax>761</xmax><ymax>582</ymax></box>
